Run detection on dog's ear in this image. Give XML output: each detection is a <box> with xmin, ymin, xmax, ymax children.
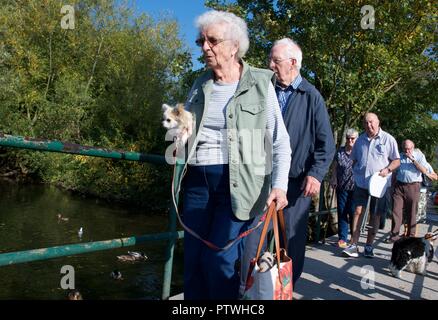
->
<box><xmin>176</xmin><ymin>103</ymin><xmax>185</xmax><ymax>114</ymax></box>
<box><xmin>162</xmin><ymin>104</ymin><xmax>170</xmax><ymax>112</ymax></box>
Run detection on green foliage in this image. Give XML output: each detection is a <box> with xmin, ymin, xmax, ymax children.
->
<box><xmin>0</xmin><ymin>0</ymin><xmax>191</xmax><ymax>209</ymax></box>
<box><xmin>206</xmin><ymin>0</ymin><xmax>437</xmax><ymax>160</ymax></box>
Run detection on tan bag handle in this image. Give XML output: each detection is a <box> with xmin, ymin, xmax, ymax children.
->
<box><xmin>254</xmin><ymin>202</ymin><xmax>288</xmax><ymax>268</ymax></box>
<box><xmin>254</xmin><ymin>202</ymin><xmax>275</xmax><ymax>262</ymax></box>
<box><xmin>272</xmin><ymin>206</ymin><xmax>281</xmax><ymax>268</ymax></box>
<box><xmin>278</xmin><ymin>208</ymin><xmax>287</xmax><ymax>252</ymax></box>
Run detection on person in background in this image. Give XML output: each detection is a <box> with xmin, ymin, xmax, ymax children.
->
<box><xmin>386</xmin><ymin>139</ymin><xmax>437</xmax><ymax>242</ymax></box>
<box><xmin>330</xmin><ymin>128</ymin><xmax>359</xmax><ymax>248</ymax></box>
<box><xmin>342</xmin><ymin>113</ymin><xmax>400</xmax><ymax>258</ymax></box>
<box><xmin>173</xmin><ymin>10</ymin><xmax>291</xmax><ymax>300</ymax></box>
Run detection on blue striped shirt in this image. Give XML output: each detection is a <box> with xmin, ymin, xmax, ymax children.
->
<box><xmin>275</xmin><ymin>74</ymin><xmax>302</xmax><ymax>116</ymax></box>
<box><xmin>396</xmin><ymin>149</ymin><xmax>434</xmax><ymax>183</ymax></box>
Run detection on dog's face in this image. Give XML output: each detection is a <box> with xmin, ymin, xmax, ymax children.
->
<box><xmin>257</xmin><ymin>251</ymin><xmax>275</xmax><ymax>272</ymax></box>
<box><xmin>162</xmin><ymin>104</ymin><xmax>180</xmax><ymax>130</ymax></box>
<box><xmin>68</xmin><ymin>290</ymin><xmax>83</xmax><ymax>300</ymax></box>
<box><xmin>161</xmin><ymin>103</ymin><xmax>193</xmax><ymax>148</ymax></box>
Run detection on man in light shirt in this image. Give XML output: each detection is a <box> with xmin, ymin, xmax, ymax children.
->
<box><xmin>342</xmin><ymin>113</ymin><xmax>400</xmax><ymax>258</ymax></box>
<box><xmin>387</xmin><ymin>139</ymin><xmax>437</xmax><ymax>241</ymax></box>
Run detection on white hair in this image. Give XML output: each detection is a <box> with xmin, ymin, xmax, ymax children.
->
<box><xmin>195</xmin><ymin>10</ymin><xmax>249</xmax><ymax>58</ymax></box>
<box><xmin>346</xmin><ymin>128</ymin><xmax>358</xmax><ymax>138</ymax></box>
<box><xmin>272</xmin><ymin>38</ymin><xmax>303</xmax><ymax>70</ymax></box>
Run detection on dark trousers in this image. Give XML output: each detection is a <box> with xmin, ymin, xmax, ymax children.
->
<box><xmin>391</xmin><ymin>181</ymin><xmax>420</xmax><ymax>237</ymax></box>
<box><xmin>182</xmin><ymin>164</ymin><xmax>252</xmax><ymax>300</ymax></box>
<box><xmin>240</xmin><ymin>177</ymin><xmax>311</xmax><ymax>293</ymax></box>
<box><xmin>336</xmin><ymin>189</ymin><xmax>355</xmax><ymax>242</ymax></box>
<box><xmin>283</xmin><ymin>178</ymin><xmax>312</xmax><ymax>285</ymax></box>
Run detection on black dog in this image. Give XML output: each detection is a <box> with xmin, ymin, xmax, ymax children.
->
<box><xmin>389</xmin><ymin>230</ymin><xmax>437</xmax><ymax>279</ymax></box>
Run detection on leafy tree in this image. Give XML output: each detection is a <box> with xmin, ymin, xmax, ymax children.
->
<box><xmin>0</xmin><ymin>0</ymin><xmax>191</xmax><ymax>208</ymax></box>
<box><xmin>206</xmin><ymin>0</ymin><xmax>437</xmax><ymax>158</ymax></box>
<box><xmin>378</xmin><ymin>69</ymin><xmax>437</xmax><ymax>158</ymax></box>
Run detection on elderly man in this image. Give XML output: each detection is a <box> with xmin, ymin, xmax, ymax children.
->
<box><xmin>270</xmin><ymin>38</ymin><xmax>335</xmax><ymax>285</ymax></box>
<box><xmin>387</xmin><ymin>140</ymin><xmax>437</xmax><ymax>242</ymax></box>
<box><xmin>241</xmin><ymin>38</ymin><xmax>335</xmax><ymax>290</ymax></box>
<box><xmin>343</xmin><ymin>113</ymin><xmax>400</xmax><ymax>258</ymax></box>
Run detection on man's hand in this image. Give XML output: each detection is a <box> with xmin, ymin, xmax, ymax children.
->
<box><xmin>267</xmin><ymin>188</ymin><xmax>288</xmax><ymax>210</ymax></box>
<box><xmin>405</xmin><ymin>149</ymin><xmax>415</xmax><ymax>161</ymax></box>
<box><xmin>379</xmin><ymin>167</ymin><xmax>391</xmax><ymax>177</ymax></box>
<box><xmin>426</xmin><ymin>171</ymin><xmax>438</xmax><ymax>181</ymax></box>
<box><xmin>301</xmin><ymin>176</ymin><xmax>321</xmax><ymax>197</ymax></box>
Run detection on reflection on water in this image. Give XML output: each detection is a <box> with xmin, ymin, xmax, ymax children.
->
<box><xmin>0</xmin><ymin>181</ymin><xmax>183</xmax><ymax>299</ymax></box>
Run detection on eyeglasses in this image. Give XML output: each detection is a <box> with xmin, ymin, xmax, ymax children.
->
<box><xmin>268</xmin><ymin>57</ymin><xmax>293</xmax><ymax>65</ymax></box>
<box><xmin>346</xmin><ymin>137</ymin><xmax>357</xmax><ymax>140</ymax></box>
<box><xmin>195</xmin><ymin>36</ymin><xmax>231</xmax><ymax>48</ymax></box>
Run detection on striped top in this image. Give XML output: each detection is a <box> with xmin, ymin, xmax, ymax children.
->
<box><xmin>193</xmin><ymin>81</ymin><xmax>237</xmax><ymax>166</ymax></box>
<box><xmin>188</xmin><ymin>81</ymin><xmax>291</xmax><ymax>191</ymax></box>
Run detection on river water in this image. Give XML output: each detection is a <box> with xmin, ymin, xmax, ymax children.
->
<box><xmin>0</xmin><ymin>180</ymin><xmax>184</xmax><ymax>300</ymax></box>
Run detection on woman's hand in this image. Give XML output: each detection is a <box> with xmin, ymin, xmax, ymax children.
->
<box><xmin>267</xmin><ymin>188</ymin><xmax>288</xmax><ymax>210</ymax></box>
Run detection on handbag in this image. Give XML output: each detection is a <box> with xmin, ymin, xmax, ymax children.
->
<box><xmin>242</xmin><ymin>202</ymin><xmax>293</xmax><ymax>300</ymax></box>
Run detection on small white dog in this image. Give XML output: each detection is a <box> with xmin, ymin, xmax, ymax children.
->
<box><xmin>257</xmin><ymin>251</ymin><xmax>275</xmax><ymax>272</ymax></box>
<box><xmin>162</xmin><ymin>103</ymin><xmax>193</xmax><ymax>147</ymax></box>
<box><xmin>389</xmin><ymin>230</ymin><xmax>437</xmax><ymax>279</ymax></box>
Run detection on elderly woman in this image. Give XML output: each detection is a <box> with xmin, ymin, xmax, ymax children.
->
<box><xmin>172</xmin><ymin>10</ymin><xmax>291</xmax><ymax>300</ymax></box>
<box><xmin>330</xmin><ymin>128</ymin><xmax>358</xmax><ymax>248</ymax></box>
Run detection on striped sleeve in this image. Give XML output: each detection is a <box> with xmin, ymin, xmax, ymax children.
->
<box><xmin>266</xmin><ymin>82</ymin><xmax>291</xmax><ymax>191</ymax></box>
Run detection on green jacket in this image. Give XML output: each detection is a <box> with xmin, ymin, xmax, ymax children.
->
<box><xmin>173</xmin><ymin>61</ymin><xmax>274</xmax><ymax>221</ymax></box>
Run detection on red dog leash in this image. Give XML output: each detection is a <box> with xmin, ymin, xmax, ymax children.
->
<box><xmin>171</xmin><ymin>160</ymin><xmax>267</xmax><ymax>251</ymax></box>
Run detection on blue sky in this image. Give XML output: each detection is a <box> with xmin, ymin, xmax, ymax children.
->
<box><xmin>131</xmin><ymin>0</ymin><xmax>209</xmax><ymax>70</ymax></box>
